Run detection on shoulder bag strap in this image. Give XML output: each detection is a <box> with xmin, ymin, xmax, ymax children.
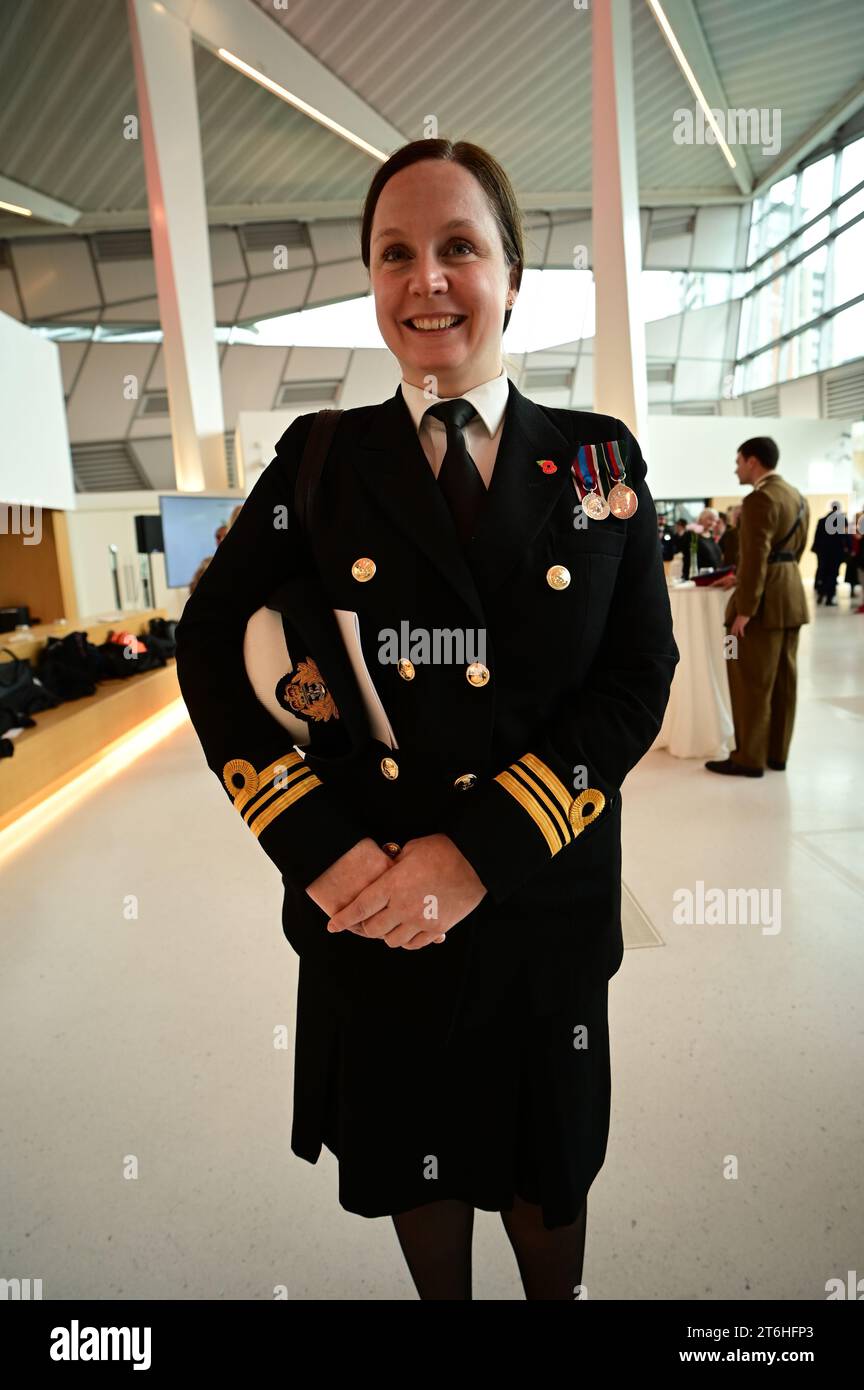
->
<box><xmin>773</xmin><ymin>493</ymin><xmax>806</xmax><ymax>552</ymax></box>
<box><xmin>293</xmin><ymin>408</ymin><xmax>343</xmax><ymax>538</ymax></box>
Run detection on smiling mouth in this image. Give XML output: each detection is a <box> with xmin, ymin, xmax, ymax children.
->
<box><xmin>403</xmin><ymin>315</ymin><xmax>468</xmax><ymax>332</ymax></box>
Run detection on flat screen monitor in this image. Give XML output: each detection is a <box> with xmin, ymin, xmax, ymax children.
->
<box><xmin>159</xmin><ymin>493</ymin><xmax>243</xmax><ymax>589</ymax></box>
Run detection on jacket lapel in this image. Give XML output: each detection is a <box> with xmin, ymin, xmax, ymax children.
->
<box><xmin>351</xmin><ymin>377</ymin><xmax>576</xmax><ymax>623</ymax></box>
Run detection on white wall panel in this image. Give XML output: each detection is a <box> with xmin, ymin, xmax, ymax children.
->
<box><xmin>573</xmin><ymin>354</ymin><xmax>593</xmax><ymax>406</ymax></box>
<box><xmin>339</xmin><ymin>348</ymin><xmax>399</xmax><ymax>409</ymax></box>
<box><xmin>57</xmin><ymin>341</ymin><xmax>88</xmax><ymax>394</ymax></box>
<box><xmin>644</xmin><ymin>230</ymin><xmax>694</xmax><ymax>269</ymax></box>
<box><xmin>691</xmin><ymin>206</ymin><xmax>741</xmax><ymax>269</ymax></box>
<box><xmin>646</xmin><ymin>416</ymin><xmax>854</xmax><ymax>496</ymax></box>
<box><xmin>102</xmin><ymin>296</ymin><xmax>161</xmax><ymax>321</ymax></box>
<box><xmin>282</xmin><ymin>346</ymin><xmax>351</xmax><ymax>380</ymax></box>
<box><xmin>213</xmin><ymin>281</ymin><xmax>246</xmax><ymax>322</ymax></box>
<box><xmin>145</xmin><ymin>347</ymin><xmax>165</xmax><ymax>390</ymax></box>
<box><xmin>679</xmin><ymin>301</ymin><xmax>729</xmax><ymax>363</ymax></box>
<box><xmin>237</xmin><ymin>266</ymin><xmax>313</xmax><ymax>320</ymax></box>
<box><xmin>128</xmin><ymin>414</ymin><xmax>174</xmax><ymax>439</ymax></box>
<box><xmin>64</xmin><ymin>342</ymin><xmax>156</xmax><ymax>442</ymax></box>
<box><xmin>308</xmin><ymin>222</ymin><xmax>363</xmax><ymax>263</ymax></box>
<box><xmin>243</xmin><ymin>243</ymin><xmax>314</xmax><ymax>278</ymax></box>
<box><xmin>779</xmin><ymin>373</ymin><xmax>821</xmax><ymax>416</ymax></box>
<box><xmin>648</xmin><ymin>382</ymin><xmax>674</xmax><ymax>407</ymax></box>
<box><xmin>129</xmin><ymin>437</ymin><xmax>177</xmax><ymax>491</ymax></box>
<box><xmin>97</xmin><ymin>257</ymin><xmax>158</xmax><ymax>304</ymax></box>
<box><xmin>308</xmin><ymin>259</ymin><xmax>372</xmax><ymax>306</ymax></box>
<box><xmin>674</xmin><ymin>357</ymin><xmax>724</xmax><ymax>401</ymax></box>
<box><xmin>221</xmin><ymin>345</ymin><xmax>286</xmax><ymax>427</ymax></box>
<box><xmin>0</xmin><ymin>268</ymin><xmax>21</xmax><ymax>319</ymax></box>
<box><xmin>14</xmin><ymin>240</ymin><xmax>99</xmax><ymax>318</ymax></box>
<box><xmin>64</xmin><ymin>493</ymin><xmax>186</xmax><ymax>620</ymax></box>
<box><xmin>209</xmin><ymin>228</ymin><xmax>246</xmax><ymax>281</ymax></box>
<box><xmin>646</xmin><ymin>313</ymin><xmax>682</xmax><ymax>359</ymax></box>
<box><xmin>545</xmin><ymin>219</ymin><xmax>593</xmax><ymax>268</ymax></box>
<box><xmin>0</xmin><ymin>310</ymin><xmax>74</xmax><ymax>510</ymax></box>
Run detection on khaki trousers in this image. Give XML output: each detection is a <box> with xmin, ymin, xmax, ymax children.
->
<box><xmin>726</xmin><ymin>614</ymin><xmax>801</xmax><ymax>770</ymax></box>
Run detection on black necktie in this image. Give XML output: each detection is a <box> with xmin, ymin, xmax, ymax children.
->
<box><xmin>423</xmin><ymin>398</ymin><xmax>485</xmax><ymax>545</ymax></box>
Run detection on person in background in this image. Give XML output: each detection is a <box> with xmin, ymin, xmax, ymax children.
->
<box><xmin>681</xmin><ymin>508</ymin><xmax>723</xmax><ymax>579</ymax></box>
<box><xmin>658</xmin><ymin>513</ymin><xmax>677</xmax><ymax>561</ymax></box>
<box><xmin>671</xmin><ymin>518</ymin><xmax>688</xmax><ymax>556</ymax></box>
<box><xmin>810</xmin><ymin>502</ymin><xmax>849</xmax><ymax>606</ymax></box>
<box><xmin>848</xmin><ymin>514</ymin><xmax>863</xmax><ymax>611</ymax></box>
<box><xmin>188</xmin><ymin>506</ymin><xmax>243</xmax><ymax>594</ymax></box>
<box><xmin>720</xmin><ymin>504</ymin><xmax>741</xmax><ymax>566</ymax></box>
<box><xmin>706</xmin><ymin>436</ymin><xmax>809</xmax><ymax>777</ymax></box>
<box><xmin>697</xmin><ymin>508</ymin><xmax>724</xmax><ymax>564</ymax></box>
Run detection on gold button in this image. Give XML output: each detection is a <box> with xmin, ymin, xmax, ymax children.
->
<box><xmin>466</xmin><ymin>662</ymin><xmax>489</xmax><ymax>687</ymax></box>
<box><xmin>380</xmin><ymin>756</ymin><xmax>399</xmax><ymax>780</ymax></box>
<box><xmin>453</xmin><ymin>773</ymin><xmax>478</xmax><ymax>790</ymax></box>
<box><xmin>352</xmin><ymin>557</ymin><xmax>376</xmax><ymax>582</ymax></box>
<box><xmin>569</xmin><ymin>788</ymin><xmax>605</xmax><ymax>835</ymax></box>
<box><xmin>381</xmin><ymin>841</ymin><xmax>401</xmax><ymax>857</ymax></box>
<box><xmin>397</xmin><ymin>658</ymin><xmax>415</xmax><ymax>680</ymax></box>
<box><xmin>547</xmin><ymin>564</ymin><xmax>571</xmax><ymax>590</ymax></box>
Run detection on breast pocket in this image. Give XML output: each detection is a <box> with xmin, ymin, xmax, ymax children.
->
<box><xmin>542</xmin><ymin>526</ymin><xmax>627</xmax><ymax>666</ymax></box>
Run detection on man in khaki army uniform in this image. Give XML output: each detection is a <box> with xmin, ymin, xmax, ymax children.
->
<box><xmin>706</xmin><ymin>436</ymin><xmax>810</xmax><ymax>778</ymax></box>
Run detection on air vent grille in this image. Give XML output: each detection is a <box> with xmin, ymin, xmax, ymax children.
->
<box><xmin>72</xmin><ymin>442</ymin><xmax>151</xmax><ymax>492</ymax></box>
<box><xmin>91</xmin><ymin>230</ymin><xmax>154</xmax><ymax>261</ymax></box>
<box><xmin>276</xmin><ymin>380</ymin><xmax>340</xmax><ymax>406</ymax></box>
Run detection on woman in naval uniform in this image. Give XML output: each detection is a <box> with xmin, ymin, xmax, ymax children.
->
<box><xmin>174</xmin><ymin>139</ymin><xmax>679</xmax><ymax>1300</ymax></box>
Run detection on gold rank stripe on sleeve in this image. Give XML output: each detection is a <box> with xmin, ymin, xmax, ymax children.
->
<box><xmin>222</xmin><ymin>752</ymin><xmax>323</xmax><ymax>839</ymax></box>
<box><xmin>494</xmin><ymin>752</ymin><xmax>606</xmax><ymax>855</ymax></box>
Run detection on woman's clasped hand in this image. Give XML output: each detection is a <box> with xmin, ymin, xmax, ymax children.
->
<box><xmin>305</xmin><ymin>833</ymin><xmax>487</xmax><ymax>950</ymax></box>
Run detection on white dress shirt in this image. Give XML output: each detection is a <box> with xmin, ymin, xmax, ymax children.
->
<box><xmin>399</xmin><ymin>366</ymin><xmax>510</xmax><ymax>489</ymax></box>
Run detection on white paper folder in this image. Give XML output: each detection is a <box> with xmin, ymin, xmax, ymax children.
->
<box><xmin>243</xmin><ymin>604</ymin><xmax>399</xmax><ymax>751</ymax></box>
<box><xmin>333</xmin><ymin>609</ymin><xmax>399</xmax><ymax>750</ymax></box>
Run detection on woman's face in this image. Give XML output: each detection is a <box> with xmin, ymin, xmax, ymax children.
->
<box><xmin>369</xmin><ymin>160</ymin><xmax>517</xmax><ymax>396</ymax></box>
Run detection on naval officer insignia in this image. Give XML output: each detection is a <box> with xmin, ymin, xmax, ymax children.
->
<box><xmin>275</xmin><ymin>657</ymin><xmax>340</xmax><ymax>723</ymax></box>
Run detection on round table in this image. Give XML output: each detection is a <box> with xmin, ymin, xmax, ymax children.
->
<box><xmin>652</xmin><ymin>582</ymin><xmax>734</xmax><ymax>759</ymax></box>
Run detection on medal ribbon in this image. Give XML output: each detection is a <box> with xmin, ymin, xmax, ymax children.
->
<box><xmin>572</xmin><ymin>444</ymin><xmax>602</xmax><ymax>500</ymax></box>
<box><xmin>598</xmin><ymin>439</ymin><xmax>627</xmax><ymax>485</ymax></box>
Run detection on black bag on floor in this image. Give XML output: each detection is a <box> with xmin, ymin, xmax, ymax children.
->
<box><xmin>36</xmin><ymin>632</ymin><xmax>103</xmax><ymax>700</ymax></box>
<box><xmin>0</xmin><ymin>647</ymin><xmax>62</xmax><ymax>714</ymax></box>
<box><xmin>146</xmin><ymin>617</ymin><xmax>177</xmax><ymax>660</ymax></box>
<box><xmin>97</xmin><ymin>630</ymin><xmax>166</xmax><ymax>679</ymax></box>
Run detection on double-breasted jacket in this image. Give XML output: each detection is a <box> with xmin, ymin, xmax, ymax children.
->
<box><xmin>175</xmin><ymin>378</ymin><xmax>679</xmax><ymax>1036</ymax></box>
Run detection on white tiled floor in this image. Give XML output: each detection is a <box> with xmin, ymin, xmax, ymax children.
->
<box><xmin>1</xmin><ymin>585</ymin><xmax>861</xmax><ymax>1299</ymax></box>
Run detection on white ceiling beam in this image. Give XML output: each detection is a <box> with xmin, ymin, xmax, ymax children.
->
<box><xmin>648</xmin><ymin>0</ymin><xmax>753</xmax><ymax>196</ymax></box>
<box><xmin>178</xmin><ymin>0</ymin><xmax>405</xmax><ymax>157</ymax></box>
<box><xmin>751</xmin><ymin>76</ymin><xmax>864</xmax><ymax>195</ymax></box>
<box><xmin>0</xmin><ymin>174</ymin><xmax>80</xmax><ymax>226</ymax></box>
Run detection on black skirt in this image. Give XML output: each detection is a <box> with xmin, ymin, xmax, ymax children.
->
<box><xmin>289</xmin><ymin>923</ymin><xmax>614</xmax><ymax>1232</ymax></box>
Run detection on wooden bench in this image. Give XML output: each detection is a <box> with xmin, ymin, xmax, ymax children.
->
<box><xmin>0</xmin><ymin>610</ymin><xmax>183</xmax><ymax>833</ymax></box>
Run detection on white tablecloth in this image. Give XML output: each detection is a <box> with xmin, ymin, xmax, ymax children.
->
<box><xmin>651</xmin><ymin>583</ymin><xmax>734</xmax><ymax>759</ymax></box>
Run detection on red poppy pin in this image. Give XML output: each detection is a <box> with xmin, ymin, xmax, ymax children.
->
<box><xmin>536</xmin><ymin>458</ymin><xmax>557</xmax><ymax>474</ymax></box>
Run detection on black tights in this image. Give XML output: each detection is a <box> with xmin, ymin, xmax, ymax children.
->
<box><xmin>391</xmin><ymin>1192</ymin><xmax>588</xmax><ymax>1300</ymax></box>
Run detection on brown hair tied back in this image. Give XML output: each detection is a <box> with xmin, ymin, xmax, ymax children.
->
<box><xmin>359</xmin><ymin>138</ymin><xmax>524</xmax><ymax>338</ymax></box>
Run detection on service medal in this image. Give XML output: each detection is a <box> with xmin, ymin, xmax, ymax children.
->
<box><xmin>571</xmin><ymin>443</ymin><xmax>610</xmax><ymax>520</ymax></box>
<box><xmin>598</xmin><ymin>439</ymin><xmax>639</xmax><ymax>517</ymax></box>
<box><xmin>607</xmin><ymin>481</ymin><xmax>639</xmax><ymax>517</ymax></box>
<box><xmin>582</xmin><ymin>489</ymin><xmax>611</xmax><ymax>520</ymax></box>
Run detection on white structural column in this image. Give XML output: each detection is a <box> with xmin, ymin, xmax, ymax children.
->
<box><xmin>592</xmin><ymin>0</ymin><xmax>647</xmax><ymax>442</ymax></box>
<box><xmin>127</xmin><ymin>0</ymin><xmax>226</xmax><ymax>491</ymax></box>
